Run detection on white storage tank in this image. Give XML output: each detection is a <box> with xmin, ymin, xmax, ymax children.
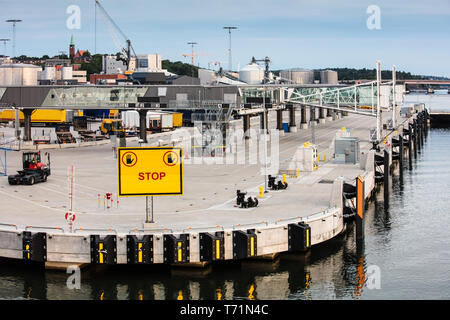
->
<box><xmin>62</xmin><ymin>66</ymin><xmax>73</xmax><ymax>80</ymax></box>
<box><xmin>239</xmin><ymin>62</ymin><xmax>264</xmax><ymax>84</ymax></box>
<box><xmin>43</xmin><ymin>66</ymin><xmax>56</xmax><ymax>80</ymax></box>
<box><xmin>0</xmin><ymin>64</ymin><xmax>41</xmax><ymax>86</ymax></box>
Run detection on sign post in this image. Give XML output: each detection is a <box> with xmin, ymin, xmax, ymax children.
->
<box><xmin>118</xmin><ymin>147</ymin><xmax>183</xmax><ymax>225</ymax></box>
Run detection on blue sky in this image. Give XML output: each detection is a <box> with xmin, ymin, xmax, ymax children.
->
<box><xmin>1</xmin><ymin>0</ymin><xmax>450</xmax><ymax>77</ymax></box>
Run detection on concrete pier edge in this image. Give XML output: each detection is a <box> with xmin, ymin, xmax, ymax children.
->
<box><xmin>0</xmin><ymin>112</ymin><xmax>425</xmax><ymax>269</ymax></box>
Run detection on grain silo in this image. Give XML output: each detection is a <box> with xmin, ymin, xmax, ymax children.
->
<box><xmin>320</xmin><ymin>70</ymin><xmax>338</xmax><ymax>84</ymax></box>
<box><xmin>239</xmin><ymin>62</ymin><xmax>264</xmax><ymax>84</ymax></box>
<box><xmin>280</xmin><ymin>68</ymin><xmax>314</xmax><ymax>84</ymax></box>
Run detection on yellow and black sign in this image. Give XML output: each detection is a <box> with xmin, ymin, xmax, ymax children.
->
<box><xmin>117</xmin><ymin>147</ymin><xmax>183</xmax><ymax>196</ymax></box>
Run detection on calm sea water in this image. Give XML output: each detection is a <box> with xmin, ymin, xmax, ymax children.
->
<box><xmin>1</xmin><ymin>94</ymin><xmax>449</xmax><ymax>300</ymax></box>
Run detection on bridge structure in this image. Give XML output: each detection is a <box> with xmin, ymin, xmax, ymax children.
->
<box><xmin>0</xmin><ymin>62</ymin><xmax>403</xmax><ymax>144</ymax></box>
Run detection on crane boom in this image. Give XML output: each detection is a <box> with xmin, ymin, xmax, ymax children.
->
<box><xmin>95</xmin><ymin>0</ymin><xmax>137</xmax><ymax>70</ymax></box>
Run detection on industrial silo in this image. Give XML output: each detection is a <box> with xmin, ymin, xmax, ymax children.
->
<box><xmin>22</xmin><ymin>65</ymin><xmax>40</xmax><ymax>85</ymax></box>
<box><xmin>43</xmin><ymin>66</ymin><xmax>56</xmax><ymax>80</ymax></box>
<box><xmin>280</xmin><ymin>68</ymin><xmax>314</xmax><ymax>84</ymax></box>
<box><xmin>0</xmin><ymin>64</ymin><xmax>41</xmax><ymax>86</ymax></box>
<box><xmin>320</xmin><ymin>70</ymin><xmax>338</xmax><ymax>84</ymax></box>
<box><xmin>62</xmin><ymin>66</ymin><xmax>73</xmax><ymax>80</ymax></box>
<box><xmin>239</xmin><ymin>62</ymin><xmax>264</xmax><ymax>84</ymax></box>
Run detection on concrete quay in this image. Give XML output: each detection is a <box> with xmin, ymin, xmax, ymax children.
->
<box><xmin>0</xmin><ymin>110</ymin><xmax>425</xmax><ymax>268</ymax></box>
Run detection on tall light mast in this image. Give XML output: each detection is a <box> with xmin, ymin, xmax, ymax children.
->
<box><xmin>223</xmin><ymin>26</ymin><xmax>237</xmax><ymax>72</ymax></box>
<box><xmin>6</xmin><ymin>19</ymin><xmax>22</xmax><ymax>58</ymax></box>
<box><xmin>0</xmin><ymin>39</ymin><xmax>10</xmax><ymax>56</ymax></box>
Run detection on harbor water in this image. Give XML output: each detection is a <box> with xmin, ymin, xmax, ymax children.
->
<box><xmin>1</xmin><ymin>94</ymin><xmax>450</xmax><ymax>300</ymax></box>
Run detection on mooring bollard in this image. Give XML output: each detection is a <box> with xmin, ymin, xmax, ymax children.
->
<box><xmin>257</xmin><ymin>186</ymin><xmax>264</xmax><ymax>198</ymax></box>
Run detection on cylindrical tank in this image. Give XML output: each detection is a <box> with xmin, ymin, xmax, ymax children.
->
<box><xmin>22</xmin><ymin>67</ymin><xmax>39</xmax><ymax>86</ymax></box>
<box><xmin>320</xmin><ymin>70</ymin><xmax>338</xmax><ymax>84</ymax></box>
<box><xmin>62</xmin><ymin>66</ymin><xmax>73</xmax><ymax>80</ymax></box>
<box><xmin>43</xmin><ymin>66</ymin><xmax>56</xmax><ymax>80</ymax></box>
<box><xmin>0</xmin><ymin>64</ymin><xmax>41</xmax><ymax>86</ymax></box>
<box><xmin>280</xmin><ymin>69</ymin><xmax>314</xmax><ymax>84</ymax></box>
<box><xmin>239</xmin><ymin>62</ymin><xmax>264</xmax><ymax>84</ymax></box>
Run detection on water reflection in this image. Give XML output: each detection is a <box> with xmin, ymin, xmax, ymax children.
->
<box><xmin>1</xmin><ymin>241</ymin><xmax>373</xmax><ymax>301</ymax></box>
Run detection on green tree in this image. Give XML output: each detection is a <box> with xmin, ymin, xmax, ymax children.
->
<box><xmin>162</xmin><ymin>60</ymin><xmax>199</xmax><ymax>77</ymax></box>
<box><xmin>80</xmin><ymin>54</ymin><xmax>102</xmax><ymax>76</ymax></box>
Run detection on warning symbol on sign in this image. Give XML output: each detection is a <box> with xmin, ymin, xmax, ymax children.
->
<box><xmin>121</xmin><ymin>151</ymin><xmax>138</xmax><ymax>167</ymax></box>
<box><xmin>163</xmin><ymin>151</ymin><xmax>179</xmax><ymax>166</ymax></box>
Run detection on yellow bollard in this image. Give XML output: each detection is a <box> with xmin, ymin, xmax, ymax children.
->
<box><xmin>257</xmin><ymin>186</ymin><xmax>264</xmax><ymax>198</ymax></box>
<box><xmin>296</xmin><ymin>168</ymin><xmax>300</xmax><ymax>178</ymax></box>
<box><xmin>318</xmin><ymin>155</ymin><xmax>320</xmax><ymax>162</ymax></box>
<box><xmin>323</xmin><ymin>155</ymin><xmax>327</xmax><ymax>163</ymax></box>
<box><xmin>282</xmin><ymin>174</ymin><xmax>287</xmax><ymax>184</ymax></box>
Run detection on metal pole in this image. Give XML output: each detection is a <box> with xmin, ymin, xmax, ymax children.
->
<box><xmin>376</xmin><ymin>60</ymin><xmax>382</xmax><ymax>142</ymax></box>
<box><xmin>145</xmin><ymin>196</ymin><xmax>154</xmax><ymax>223</ymax></box>
<box><xmin>311</xmin><ymin>107</ymin><xmax>316</xmax><ymax>144</ymax></box>
<box><xmin>371</xmin><ymin>82</ymin><xmax>374</xmax><ymax>115</ymax></box>
<box><xmin>146</xmin><ymin>196</ymin><xmax>149</xmax><ymax>223</ymax></box>
<box><xmin>151</xmin><ymin>196</ymin><xmax>154</xmax><ymax>223</ymax></box>
<box><xmin>263</xmin><ymin>89</ymin><xmax>268</xmax><ymax>193</ymax></box>
<box><xmin>337</xmin><ymin>90</ymin><xmax>340</xmax><ymax>111</ymax></box>
<box><xmin>392</xmin><ymin>65</ymin><xmax>397</xmax><ymax>128</ymax></box>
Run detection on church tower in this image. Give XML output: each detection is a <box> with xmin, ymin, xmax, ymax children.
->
<box><xmin>69</xmin><ymin>35</ymin><xmax>75</xmax><ymax>59</ymax></box>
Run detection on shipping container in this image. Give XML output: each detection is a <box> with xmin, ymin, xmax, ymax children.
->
<box><xmin>121</xmin><ymin>111</ymin><xmax>176</xmax><ymax>132</ymax></box>
<box><xmin>0</xmin><ymin>109</ymin><xmax>67</xmax><ymax>123</ymax></box>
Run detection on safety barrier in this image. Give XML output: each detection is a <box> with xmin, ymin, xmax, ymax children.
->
<box><xmin>127</xmin><ymin>235</ymin><xmax>153</xmax><ymax>264</ymax></box>
<box><xmin>25</xmin><ymin>225</ymin><xmax>64</xmax><ymax>233</ymax></box>
<box><xmin>0</xmin><ymin>223</ymin><xmax>18</xmax><ymax>230</ymax></box>
<box><xmin>90</xmin><ymin>235</ymin><xmax>117</xmax><ymax>264</ymax></box>
<box><xmin>75</xmin><ymin>228</ymin><xmax>118</xmax><ymax>235</ymax></box>
<box><xmin>199</xmin><ymin>232</ymin><xmax>225</xmax><ymax>262</ymax></box>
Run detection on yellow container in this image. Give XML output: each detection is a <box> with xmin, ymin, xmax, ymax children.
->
<box><xmin>172</xmin><ymin>112</ymin><xmax>183</xmax><ymax>127</ymax></box>
<box><xmin>0</xmin><ymin>109</ymin><xmax>66</xmax><ymax>123</ymax></box>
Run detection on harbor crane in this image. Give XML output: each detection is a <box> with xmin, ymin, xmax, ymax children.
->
<box><xmin>95</xmin><ymin>0</ymin><xmax>137</xmax><ymax>70</ymax></box>
<box><xmin>182</xmin><ymin>42</ymin><xmax>211</xmax><ymax>66</ymax></box>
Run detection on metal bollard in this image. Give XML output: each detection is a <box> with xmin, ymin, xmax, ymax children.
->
<box><xmin>257</xmin><ymin>186</ymin><xmax>264</xmax><ymax>198</ymax></box>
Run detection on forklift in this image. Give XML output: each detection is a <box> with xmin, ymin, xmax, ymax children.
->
<box><xmin>100</xmin><ymin>119</ymin><xmax>125</xmax><ymax>138</ymax></box>
<box><xmin>8</xmin><ymin>151</ymin><xmax>51</xmax><ymax>185</ymax></box>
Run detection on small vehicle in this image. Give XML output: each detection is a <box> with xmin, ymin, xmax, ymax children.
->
<box><xmin>8</xmin><ymin>151</ymin><xmax>51</xmax><ymax>185</ymax></box>
<box><xmin>100</xmin><ymin>119</ymin><xmax>125</xmax><ymax>138</ymax></box>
